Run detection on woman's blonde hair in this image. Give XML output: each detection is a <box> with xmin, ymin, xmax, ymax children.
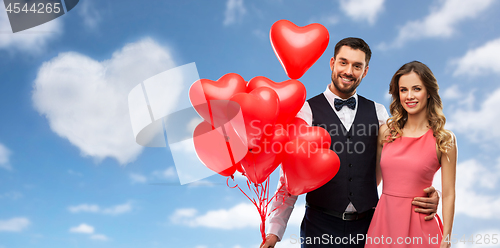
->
<box><xmin>385</xmin><ymin>61</ymin><xmax>454</xmax><ymax>154</ymax></box>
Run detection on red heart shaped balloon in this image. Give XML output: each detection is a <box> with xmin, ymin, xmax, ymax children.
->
<box><xmin>286</xmin><ymin>117</ymin><xmax>307</xmax><ymax>138</ymax></box>
<box><xmin>286</xmin><ymin>117</ymin><xmax>331</xmax><ymax>149</ymax></box>
<box><xmin>282</xmin><ymin>138</ymin><xmax>340</xmax><ymax>195</ymax></box>
<box><xmin>229</xmin><ymin>87</ymin><xmax>280</xmax><ymax>149</ymax></box>
<box><xmin>235</xmin><ymin>162</ymin><xmax>244</xmax><ymax>174</ymax></box>
<box><xmin>189</xmin><ymin>73</ymin><xmax>247</xmax><ymax>125</ymax></box>
<box><xmin>270</xmin><ymin>20</ymin><xmax>329</xmax><ymax>79</ymax></box>
<box><xmin>193</xmin><ymin>121</ymin><xmax>248</xmax><ymax>177</ymax></box>
<box><xmin>247</xmin><ymin>76</ymin><xmax>306</xmax><ymax>125</ymax></box>
<box><xmin>240</xmin><ymin>125</ymin><xmax>289</xmax><ymax>184</ymax></box>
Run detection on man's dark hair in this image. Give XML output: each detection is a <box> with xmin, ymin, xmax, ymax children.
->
<box><xmin>334</xmin><ymin>37</ymin><xmax>372</xmax><ymax>66</ymax></box>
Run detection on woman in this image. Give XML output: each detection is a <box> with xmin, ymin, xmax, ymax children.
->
<box><xmin>365</xmin><ymin>61</ymin><xmax>457</xmax><ymax>248</ymax></box>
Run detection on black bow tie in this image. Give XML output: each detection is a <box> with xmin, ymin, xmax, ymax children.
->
<box><xmin>334</xmin><ymin>97</ymin><xmax>356</xmax><ymax>111</ymax></box>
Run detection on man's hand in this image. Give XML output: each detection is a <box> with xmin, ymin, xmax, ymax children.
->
<box><xmin>260</xmin><ymin>234</ymin><xmax>279</xmax><ymax>248</ymax></box>
<box><xmin>412</xmin><ymin>186</ymin><xmax>440</xmax><ymax>221</ymax></box>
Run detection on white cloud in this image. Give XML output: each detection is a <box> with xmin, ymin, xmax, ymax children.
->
<box><xmin>170</xmin><ymin>203</ymin><xmax>261</xmax><ymax>229</ymax></box>
<box><xmin>152</xmin><ymin>167</ymin><xmax>177</xmax><ymax>179</ymax></box>
<box><xmin>380</xmin><ymin>0</ymin><xmax>494</xmax><ymax>49</ymax></box>
<box><xmin>90</xmin><ymin>234</ymin><xmax>109</xmax><ymax>241</ymax></box>
<box><xmin>69</xmin><ymin>223</ymin><xmax>109</xmax><ymax>241</ymax></box>
<box><xmin>187</xmin><ymin>117</ymin><xmax>203</xmax><ymax>133</ymax></box>
<box><xmin>451</xmin><ymin>37</ymin><xmax>500</xmax><ymax>76</ymax></box>
<box><xmin>101</xmin><ymin>202</ymin><xmax>132</xmax><ymax>215</ymax></box>
<box><xmin>229</xmin><ymin>245</ymin><xmax>268</xmax><ymax>248</ymax></box>
<box><xmin>32</xmin><ymin>38</ymin><xmax>176</xmax><ymax>164</ymax></box>
<box><xmin>432</xmin><ymin>168</ymin><xmax>443</xmax><ymax>217</ymax></box>
<box><xmin>309</xmin><ymin>14</ymin><xmax>339</xmax><ymax>27</ymax></box>
<box><xmin>278</xmin><ymin>238</ymin><xmax>301</xmax><ymax>248</ymax></box>
<box><xmin>169</xmin><ymin>136</ymin><xmax>197</xmax><ymax>154</ymax></box>
<box><xmin>383</xmin><ymin>92</ymin><xmax>392</xmax><ymax>102</ymax></box>
<box><xmin>131</xmin><ymin>168</ymin><xmax>178</xmax><ymax>184</ymax></box>
<box><xmin>186</xmin><ymin>180</ymin><xmax>217</xmax><ymax>188</ymax></box>
<box><xmin>77</xmin><ymin>0</ymin><xmax>101</xmax><ymax>30</ymax></box>
<box><xmin>68</xmin><ymin>202</ymin><xmax>132</xmax><ymax>215</ymax></box>
<box><xmin>0</xmin><ymin>191</ymin><xmax>23</xmax><ymax>200</ymax></box>
<box><xmin>0</xmin><ymin>143</ymin><xmax>12</xmax><ymax>170</ymax></box>
<box><xmin>442</xmin><ymin>85</ymin><xmax>463</xmax><ymax>100</ymax></box>
<box><xmin>454</xmin><ymin>229</ymin><xmax>500</xmax><ymax>248</ymax></box>
<box><xmin>0</xmin><ymin>217</ymin><xmax>30</xmax><ymax>232</ymax></box>
<box><xmin>69</xmin><ymin>223</ymin><xmax>94</xmax><ymax>234</ymax></box>
<box><xmin>0</xmin><ymin>4</ymin><xmax>62</xmax><ymax>53</ymax></box>
<box><xmin>129</xmin><ymin>173</ymin><xmax>148</xmax><ymax>184</ymax></box>
<box><xmin>287</xmin><ymin>203</ymin><xmax>305</xmax><ymax>227</ymax></box>
<box><xmin>223</xmin><ymin>0</ymin><xmax>246</xmax><ymax>26</ymax></box>
<box><xmin>452</xmin><ymin>159</ymin><xmax>500</xmax><ymax>219</ymax></box>
<box><xmin>69</xmin><ymin>204</ymin><xmax>100</xmax><ymax>213</ymax></box>
<box><xmin>252</xmin><ymin>29</ymin><xmax>267</xmax><ymax>40</ymax></box>
<box><xmin>447</xmin><ymin>87</ymin><xmax>500</xmax><ymax>143</ymax></box>
<box><xmin>339</xmin><ymin>0</ymin><xmax>384</xmax><ymax>25</ymax></box>
<box><xmin>68</xmin><ymin>169</ymin><xmax>83</xmax><ymax>177</ymax></box>
<box><xmin>171</xmin><ymin>208</ymin><xmax>197</xmax><ymax>219</ymax></box>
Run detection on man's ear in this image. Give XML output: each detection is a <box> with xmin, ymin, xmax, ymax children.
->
<box><xmin>362</xmin><ymin>65</ymin><xmax>369</xmax><ymax>79</ymax></box>
<box><xmin>330</xmin><ymin>57</ymin><xmax>335</xmax><ymax>71</ymax></box>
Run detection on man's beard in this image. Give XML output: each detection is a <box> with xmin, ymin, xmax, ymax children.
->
<box><xmin>331</xmin><ymin>71</ymin><xmax>361</xmax><ymax>96</ymax></box>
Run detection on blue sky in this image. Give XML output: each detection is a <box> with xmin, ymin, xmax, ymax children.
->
<box><xmin>1</xmin><ymin>0</ymin><xmax>500</xmax><ymax>247</ymax></box>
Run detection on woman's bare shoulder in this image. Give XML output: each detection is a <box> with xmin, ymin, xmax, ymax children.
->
<box><xmin>379</xmin><ymin>124</ymin><xmax>390</xmax><ymax>137</ymax></box>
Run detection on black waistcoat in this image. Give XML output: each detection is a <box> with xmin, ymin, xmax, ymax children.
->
<box><xmin>306</xmin><ymin>93</ymin><xmax>379</xmax><ymax>213</ymax></box>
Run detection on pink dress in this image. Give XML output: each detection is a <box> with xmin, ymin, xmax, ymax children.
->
<box><xmin>365</xmin><ymin>129</ymin><xmax>443</xmax><ymax>247</ymax></box>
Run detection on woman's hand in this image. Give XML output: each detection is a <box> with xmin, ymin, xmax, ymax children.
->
<box><xmin>440</xmin><ymin>240</ymin><xmax>451</xmax><ymax>248</ymax></box>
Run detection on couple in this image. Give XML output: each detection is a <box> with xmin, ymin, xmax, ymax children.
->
<box><xmin>261</xmin><ymin>38</ymin><xmax>457</xmax><ymax>248</ymax></box>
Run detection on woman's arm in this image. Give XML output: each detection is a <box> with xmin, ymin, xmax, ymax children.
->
<box><xmin>376</xmin><ymin>124</ymin><xmax>388</xmax><ymax>186</ymax></box>
<box><xmin>440</xmin><ymin>133</ymin><xmax>458</xmax><ymax>248</ymax></box>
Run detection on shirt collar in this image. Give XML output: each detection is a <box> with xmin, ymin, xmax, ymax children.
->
<box><xmin>323</xmin><ymin>85</ymin><xmax>358</xmax><ymax>102</ymax></box>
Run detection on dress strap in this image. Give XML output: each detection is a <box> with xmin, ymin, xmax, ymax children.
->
<box><xmin>436</xmin><ymin>213</ymin><xmax>444</xmax><ymax>234</ymax></box>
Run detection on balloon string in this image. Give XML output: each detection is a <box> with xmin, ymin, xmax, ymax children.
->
<box><xmin>269</xmin><ymin>184</ymin><xmax>287</xmax><ymax>214</ymax></box>
<box><xmin>225</xmin><ymin>177</ymin><xmax>265</xmax><ymax>242</ymax></box>
<box><xmin>259</xmin><ymin>177</ymin><xmax>269</xmax><ymax>240</ymax></box>
<box><xmin>226</xmin><ymin>176</ymin><xmax>238</xmax><ymax>189</ymax></box>
<box><xmin>267</xmin><ymin>183</ymin><xmax>284</xmax><ymax>207</ymax></box>
<box><xmin>204</xmin><ymin>98</ymin><xmax>216</xmax><ymax>131</ymax></box>
<box><xmin>226</xmin><ymin>168</ymin><xmax>287</xmax><ymax>242</ymax></box>
<box><xmin>235</xmin><ymin>179</ymin><xmax>258</xmax><ymax>207</ymax></box>
<box><xmin>251</xmin><ymin>150</ymin><xmax>259</xmax><ymax>190</ymax></box>
<box><xmin>218</xmin><ymin>122</ymin><xmax>237</xmax><ymax>171</ymax></box>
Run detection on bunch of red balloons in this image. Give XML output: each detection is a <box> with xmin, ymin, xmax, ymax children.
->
<box><xmin>189</xmin><ymin>20</ymin><xmax>339</xmax><ymax>196</ymax></box>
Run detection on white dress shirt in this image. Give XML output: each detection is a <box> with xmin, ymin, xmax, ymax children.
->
<box><xmin>267</xmin><ymin>87</ymin><xmax>389</xmax><ymax>241</ymax></box>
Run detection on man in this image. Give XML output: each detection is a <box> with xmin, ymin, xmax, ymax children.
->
<box><xmin>260</xmin><ymin>38</ymin><xmax>439</xmax><ymax>248</ymax></box>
